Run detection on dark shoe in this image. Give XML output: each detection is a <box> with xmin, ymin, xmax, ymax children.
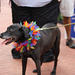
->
<box><xmin>43</xmin><ymin>49</ymin><xmax>55</xmax><ymax>63</ymax></box>
<box><xmin>43</xmin><ymin>55</ymin><xmax>55</xmax><ymax>63</ymax></box>
<box><xmin>11</xmin><ymin>48</ymin><xmax>21</xmax><ymax>59</ymax></box>
<box><xmin>66</xmin><ymin>39</ymin><xmax>75</xmax><ymax>49</ymax></box>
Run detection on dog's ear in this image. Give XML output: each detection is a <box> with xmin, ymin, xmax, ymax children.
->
<box><xmin>19</xmin><ymin>27</ymin><xmax>30</xmax><ymax>39</ymax></box>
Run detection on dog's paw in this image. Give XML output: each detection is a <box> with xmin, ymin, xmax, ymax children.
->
<box><xmin>50</xmin><ymin>71</ymin><xmax>56</xmax><ymax>75</ymax></box>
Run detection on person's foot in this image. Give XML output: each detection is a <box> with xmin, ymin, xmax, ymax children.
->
<box><xmin>43</xmin><ymin>54</ymin><xmax>55</xmax><ymax>63</ymax></box>
<box><xmin>66</xmin><ymin>39</ymin><xmax>75</xmax><ymax>49</ymax></box>
<box><xmin>11</xmin><ymin>48</ymin><xmax>21</xmax><ymax>59</ymax></box>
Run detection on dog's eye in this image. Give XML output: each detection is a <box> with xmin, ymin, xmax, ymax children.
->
<box><xmin>7</xmin><ymin>28</ymin><xmax>13</xmax><ymax>32</ymax></box>
<box><xmin>7</xmin><ymin>28</ymin><xmax>10</xmax><ymax>31</ymax></box>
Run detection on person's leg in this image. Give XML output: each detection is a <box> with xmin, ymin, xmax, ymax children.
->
<box><xmin>63</xmin><ymin>17</ymin><xmax>75</xmax><ymax>48</ymax></box>
<box><xmin>11</xmin><ymin>0</ymin><xmax>32</xmax><ymax>59</ymax></box>
<box><xmin>63</xmin><ymin>17</ymin><xmax>71</xmax><ymax>40</ymax></box>
<box><xmin>60</xmin><ymin>0</ymin><xmax>75</xmax><ymax>48</ymax></box>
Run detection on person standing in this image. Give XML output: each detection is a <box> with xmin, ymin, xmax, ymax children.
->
<box><xmin>60</xmin><ymin>0</ymin><xmax>75</xmax><ymax>48</ymax></box>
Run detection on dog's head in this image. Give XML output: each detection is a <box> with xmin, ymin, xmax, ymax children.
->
<box><xmin>0</xmin><ymin>24</ymin><xmax>29</xmax><ymax>45</ymax></box>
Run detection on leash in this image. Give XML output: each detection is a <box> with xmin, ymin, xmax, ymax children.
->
<box><xmin>39</xmin><ymin>23</ymin><xmax>75</xmax><ymax>31</ymax></box>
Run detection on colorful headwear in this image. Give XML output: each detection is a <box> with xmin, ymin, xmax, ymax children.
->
<box><xmin>13</xmin><ymin>21</ymin><xmax>41</xmax><ymax>53</ymax></box>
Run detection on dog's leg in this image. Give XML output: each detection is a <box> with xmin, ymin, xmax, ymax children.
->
<box><xmin>22</xmin><ymin>54</ymin><xmax>27</xmax><ymax>75</ymax></box>
<box><xmin>37</xmin><ymin>55</ymin><xmax>43</xmax><ymax>75</ymax></box>
<box><xmin>51</xmin><ymin>48</ymin><xmax>59</xmax><ymax>75</ymax></box>
<box><xmin>32</xmin><ymin>55</ymin><xmax>43</xmax><ymax>73</ymax></box>
<box><xmin>40</xmin><ymin>55</ymin><xmax>44</xmax><ymax>65</ymax></box>
<box><xmin>51</xmin><ymin>34</ymin><xmax>60</xmax><ymax>75</ymax></box>
<box><xmin>35</xmin><ymin>59</ymin><xmax>41</xmax><ymax>75</ymax></box>
<box><xmin>51</xmin><ymin>54</ymin><xmax>58</xmax><ymax>75</ymax></box>
<box><xmin>31</xmin><ymin>55</ymin><xmax>41</xmax><ymax>75</ymax></box>
<box><xmin>51</xmin><ymin>46</ymin><xmax>59</xmax><ymax>75</ymax></box>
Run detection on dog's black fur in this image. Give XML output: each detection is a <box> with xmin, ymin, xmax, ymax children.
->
<box><xmin>0</xmin><ymin>23</ymin><xmax>61</xmax><ymax>75</ymax></box>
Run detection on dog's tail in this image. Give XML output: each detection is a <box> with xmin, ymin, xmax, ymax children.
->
<box><xmin>53</xmin><ymin>28</ymin><xmax>61</xmax><ymax>57</ymax></box>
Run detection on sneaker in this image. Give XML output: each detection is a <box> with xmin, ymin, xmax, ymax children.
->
<box><xmin>66</xmin><ymin>39</ymin><xmax>75</xmax><ymax>49</ymax></box>
<box><xmin>11</xmin><ymin>48</ymin><xmax>21</xmax><ymax>59</ymax></box>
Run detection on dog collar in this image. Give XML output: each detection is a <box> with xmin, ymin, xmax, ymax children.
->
<box><xmin>13</xmin><ymin>21</ymin><xmax>41</xmax><ymax>53</ymax></box>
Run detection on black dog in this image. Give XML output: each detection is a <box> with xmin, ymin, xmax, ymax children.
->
<box><xmin>0</xmin><ymin>23</ymin><xmax>60</xmax><ymax>75</ymax></box>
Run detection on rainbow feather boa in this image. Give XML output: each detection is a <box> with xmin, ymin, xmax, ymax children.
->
<box><xmin>13</xmin><ymin>21</ymin><xmax>41</xmax><ymax>53</ymax></box>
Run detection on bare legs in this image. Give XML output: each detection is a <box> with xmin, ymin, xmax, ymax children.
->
<box><xmin>63</xmin><ymin>17</ymin><xmax>71</xmax><ymax>40</ymax></box>
<box><xmin>63</xmin><ymin>17</ymin><xmax>75</xmax><ymax>48</ymax></box>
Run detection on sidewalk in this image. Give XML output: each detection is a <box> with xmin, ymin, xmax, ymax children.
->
<box><xmin>0</xmin><ymin>0</ymin><xmax>75</xmax><ymax>75</ymax></box>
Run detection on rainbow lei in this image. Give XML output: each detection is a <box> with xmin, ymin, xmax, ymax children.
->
<box><xmin>13</xmin><ymin>21</ymin><xmax>41</xmax><ymax>53</ymax></box>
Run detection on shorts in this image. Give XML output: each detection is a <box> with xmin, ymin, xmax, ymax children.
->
<box><xmin>60</xmin><ymin>0</ymin><xmax>74</xmax><ymax>17</ymax></box>
<box><xmin>11</xmin><ymin>0</ymin><xmax>60</xmax><ymax>27</ymax></box>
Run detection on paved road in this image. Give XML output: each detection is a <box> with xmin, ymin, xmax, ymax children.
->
<box><xmin>0</xmin><ymin>0</ymin><xmax>75</xmax><ymax>75</ymax></box>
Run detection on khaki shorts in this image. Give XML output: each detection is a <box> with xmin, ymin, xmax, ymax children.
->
<box><xmin>60</xmin><ymin>0</ymin><xmax>74</xmax><ymax>17</ymax></box>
